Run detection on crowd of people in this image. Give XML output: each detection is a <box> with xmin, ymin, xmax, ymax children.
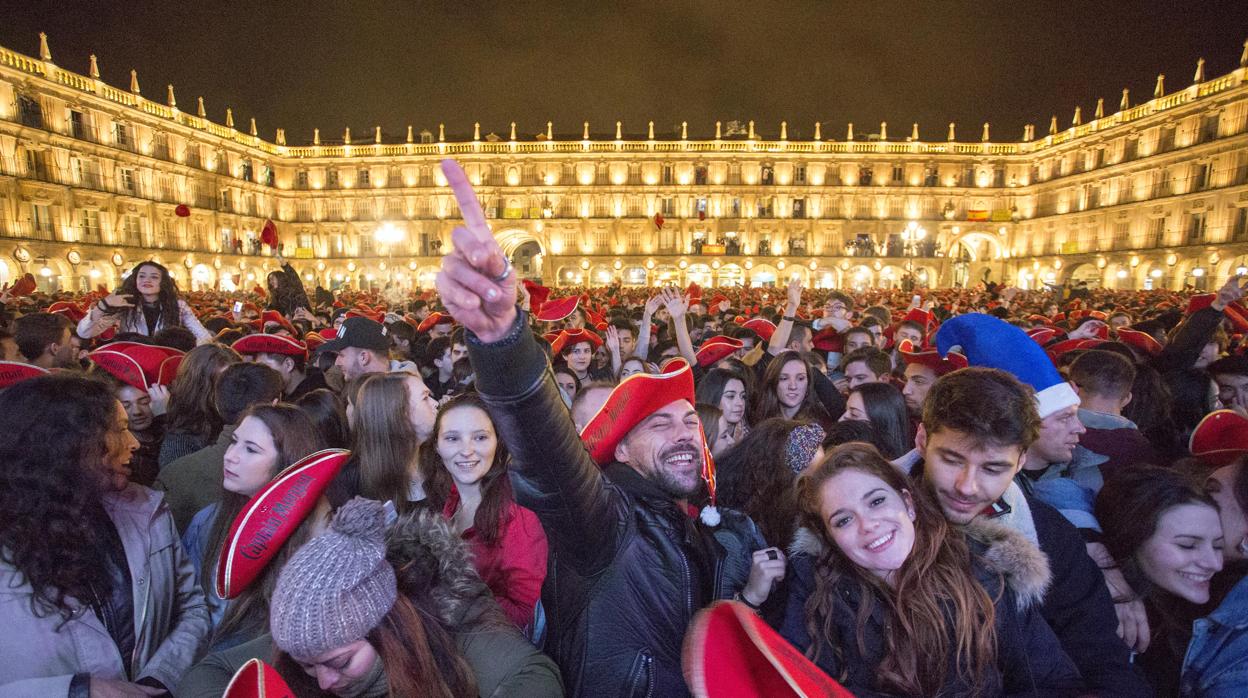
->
<box><xmin>0</xmin><ymin>158</ymin><xmax>1245</xmax><ymax>697</ymax></box>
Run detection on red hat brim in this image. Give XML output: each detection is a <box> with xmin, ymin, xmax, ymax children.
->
<box><xmin>683</xmin><ymin>601</ymin><xmax>855</xmax><ymax>698</ymax></box>
<box><xmin>580</xmin><ymin>358</ymin><xmax>695</xmax><ymax>465</ymax></box>
<box><xmin>534</xmin><ymin>296</ymin><xmax>580</xmax><ymax>323</ymax></box>
<box><xmin>1026</xmin><ymin>327</ymin><xmax>1058</xmax><ymax>346</ymax></box>
<box><xmin>811</xmin><ymin>327</ymin><xmax>843</xmax><ymax>353</ymax></box>
<box><xmin>232</xmin><ymin>333</ymin><xmax>309</xmax><ymax>359</ymax></box>
<box><xmin>898</xmin><ymin>339</ymin><xmax>968</xmax><ymax>375</ymax></box>
<box><xmin>0</xmin><ymin>360</ymin><xmax>48</xmax><ymax>389</ymax></box>
<box><xmin>1116</xmin><ymin>328</ymin><xmax>1163</xmax><ymax>357</ymax></box>
<box><xmin>696</xmin><ymin>337</ymin><xmax>743</xmax><ymax>367</ymax></box>
<box><xmin>1190</xmin><ymin>410</ymin><xmax>1248</xmax><ymax>467</ymax></box>
<box><xmin>551</xmin><ymin>328</ymin><xmax>603</xmax><ymax>356</ymax></box>
<box><xmin>222</xmin><ymin>658</ymin><xmax>296</xmax><ymax>698</ymax></box>
<box><xmin>216</xmin><ymin>449</ymin><xmax>351</xmax><ymax>599</ymax></box>
<box><xmin>417</xmin><ymin>311</ymin><xmax>453</xmax><ymax>333</ymax></box>
<box><xmin>1047</xmin><ymin>338</ymin><xmax>1105</xmax><ymax>358</ymax></box>
<box><xmin>742</xmin><ymin>318</ymin><xmax>776</xmax><ymax>342</ymax></box>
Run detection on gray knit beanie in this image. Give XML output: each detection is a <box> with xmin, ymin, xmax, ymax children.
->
<box><xmin>270</xmin><ymin>497</ymin><xmax>397</xmax><ymax>662</ymax></box>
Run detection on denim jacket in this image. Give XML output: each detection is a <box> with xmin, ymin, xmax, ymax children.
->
<box><xmin>1180</xmin><ymin>576</ymin><xmax>1248</xmax><ymax>697</ymax></box>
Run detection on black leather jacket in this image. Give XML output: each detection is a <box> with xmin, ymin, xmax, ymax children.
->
<box><xmin>467</xmin><ymin>312</ymin><xmax>761</xmax><ymax>697</ymax></box>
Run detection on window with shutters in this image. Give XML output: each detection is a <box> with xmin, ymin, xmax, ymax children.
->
<box><xmin>120</xmin><ymin>168</ymin><xmax>136</xmax><ymax>194</ymax></box>
<box><xmin>80</xmin><ymin>209</ymin><xmax>101</xmax><ymax>243</ymax></box>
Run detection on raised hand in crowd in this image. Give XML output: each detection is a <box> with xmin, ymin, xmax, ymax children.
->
<box><xmin>434</xmin><ymin>159</ymin><xmax>519</xmax><ymax>343</ymax></box>
<box><xmin>1211</xmin><ymin>273</ymin><xmax>1247</xmax><ymax>310</ymax></box>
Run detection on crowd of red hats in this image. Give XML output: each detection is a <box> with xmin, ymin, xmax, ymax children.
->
<box><xmin>0</xmin><ymin>241</ymin><xmax>1246</xmax><ymax>698</ymax></box>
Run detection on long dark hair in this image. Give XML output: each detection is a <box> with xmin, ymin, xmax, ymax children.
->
<box><xmin>266</xmin><ymin>268</ymin><xmax>309</xmax><ymax>317</ymax></box>
<box><xmin>274</xmin><ymin>594</ymin><xmax>476</xmax><ymax>698</ymax></box>
<box><xmin>165</xmin><ymin>343</ymin><xmax>240</xmax><ymax>441</ymax></box>
<box><xmin>752</xmin><ymin>350</ymin><xmax>830</xmax><ymax>426</ymax></box>
<box><xmin>200</xmin><ymin>405</ymin><xmax>323</xmax><ymax>603</ymax></box>
<box><xmin>0</xmin><ymin>375</ymin><xmax>116</xmax><ymax>621</ymax></box>
<box><xmin>118</xmin><ymin>261</ymin><xmax>182</xmax><ymax>330</ymax></box>
<box><xmin>420</xmin><ymin>394</ymin><xmax>513</xmax><ymax>546</ymax></box>
<box><xmin>295</xmin><ymin>389</ymin><xmax>350</xmax><ymax>449</ymax></box>
<box><xmin>352</xmin><ymin>374</ymin><xmax>425</xmax><ymax>514</ymax></box>
<box><xmin>847</xmin><ymin>382</ymin><xmax>912</xmax><ymax>460</ymax></box>
<box><xmin>797</xmin><ymin>443</ymin><xmax>997</xmax><ymax>696</ymax></box>
<box><xmin>716</xmin><ymin>417</ymin><xmax>803</xmax><ymax>548</ymax></box>
<box><xmin>1096</xmin><ymin>465</ymin><xmax>1218</xmax><ymax>597</ymax></box>
<box><xmin>1095</xmin><ymin>465</ymin><xmax>1218</xmax><ymax>659</ymax></box>
<box><xmin>696</xmin><ymin>367</ymin><xmax>750</xmax><ymax>428</ymax></box>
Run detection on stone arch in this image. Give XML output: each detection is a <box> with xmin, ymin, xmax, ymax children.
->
<box><xmin>947</xmin><ymin>230</ymin><xmax>1006</xmax><ymax>262</ymax></box>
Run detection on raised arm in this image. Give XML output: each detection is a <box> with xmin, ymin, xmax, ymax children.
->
<box><xmin>662</xmin><ymin>287</ymin><xmax>698</xmax><ymax>368</ymax></box>
<box><xmin>436</xmin><ymin>159</ymin><xmax>626</xmax><ymax>574</ymax></box>
<box><xmin>767</xmin><ymin>277</ymin><xmax>802</xmax><ymax>356</ymax></box>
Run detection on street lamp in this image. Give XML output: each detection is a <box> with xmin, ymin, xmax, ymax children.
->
<box><xmin>374</xmin><ymin>222</ymin><xmax>405</xmax><ymax>282</ymax></box>
<box><xmin>901</xmin><ymin>221</ymin><xmax>926</xmax><ymax>290</ymax></box>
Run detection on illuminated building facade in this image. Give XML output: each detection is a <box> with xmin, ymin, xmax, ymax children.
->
<box><xmin>2</xmin><ymin>33</ymin><xmax>1247</xmax><ymax>293</ymax></box>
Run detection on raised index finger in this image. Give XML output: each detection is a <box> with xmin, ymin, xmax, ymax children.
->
<box><xmin>440</xmin><ymin>159</ymin><xmax>491</xmax><ymax>243</ymax></box>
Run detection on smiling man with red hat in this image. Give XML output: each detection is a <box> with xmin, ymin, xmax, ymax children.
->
<box><xmin>435</xmin><ymin>159</ymin><xmax>779</xmax><ymax>697</ymax></box>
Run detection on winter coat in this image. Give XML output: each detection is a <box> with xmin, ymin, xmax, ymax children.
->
<box><xmin>154</xmin><ymin>425</ymin><xmax>234</xmax><ymax>533</ymax></box>
<box><xmin>895</xmin><ymin>450</ymin><xmax>1154</xmax><ymax>697</ymax></box>
<box><xmin>1180</xmin><ymin>575</ymin><xmax>1248</xmax><ymax>697</ymax></box>
<box><xmin>465</xmin><ymin>312</ymin><xmax>761</xmax><ymax>697</ymax></box>
<box><xmin>77</xmin><ymin>298</ymin><xmax>213</xmax><ymax>344</ymax></box>
<box><xmin>778</xmin><ymin>518</ymin><xmax>1085</xmax><ymax>697</ymax></box>
<box><xmin>174</xmin><ymin>509</ymin><xmax>563</xmax><ymax>698</ymax></box>
<box><xmin>0</xmin><ymin>485</ymin><xmax>210</xmax><ymax>696</ymax></box>
<box><xmin>442</xmin><ymin>487</ymin><xmax>548</xmax><ymax>629</ymax></box>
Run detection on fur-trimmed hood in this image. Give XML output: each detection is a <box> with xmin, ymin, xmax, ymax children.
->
<box><xmin>789</xmin><ymin>517</ymin><xmax>1051</xmax><ymax>611</ymax></box>
<box><xmin>384</xmin><ymin>508</ymin><xmax>502</xmax><ymax>628</ymax></box>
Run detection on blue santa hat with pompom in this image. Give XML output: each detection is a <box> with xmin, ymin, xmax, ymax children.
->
<box><xmin>935</xmin><ymin>313</ymin><xmax>1080</xmax><ymax>419</ymax></box>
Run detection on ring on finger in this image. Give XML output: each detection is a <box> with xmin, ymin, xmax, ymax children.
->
<box><xmin>767</xmin><ymin>549</ymin><xmax>779</xmax><ymax>561</ymax></box>
<box><xmin>492</xmin><ymin>258</ymin><xmax>513</xmax><ymax>283</ymax></box>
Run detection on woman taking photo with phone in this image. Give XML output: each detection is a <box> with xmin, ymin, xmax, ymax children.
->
<box><xmin>77</xmin><ymin>261</ymin><xmax>213</xmax><ymax>344</ymax></box>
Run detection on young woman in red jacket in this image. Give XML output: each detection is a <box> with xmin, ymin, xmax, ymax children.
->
<box><xmin>422</xmin><ymin>393</ymin><xmax>548</xmax><ymax>630</ymax></box>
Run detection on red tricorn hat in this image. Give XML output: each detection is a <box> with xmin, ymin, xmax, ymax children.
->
<box><xmin>344</xmin><ymin>308</ymin><xmax>384</xmax><ymax>324</ymax></box>
<box><xmin>534</xmin><ymin>295</ymin><xmax>580</xmax><ymax>323</ymax></box>
<box><xmin>585</xmin><ymin>308</ymin><xmax>606</xmax><ymax>328</ymax></box>
<box><xmin>0</xmin><ymin>361</ymin><xmax>48</xmax><ymax>389</ymax></box>
<box><xmin>811</xmin><ymin>327</ymin><xmax>844</xmax><ymax>353</ymax></box>
<box><xmin>686</xmin><ymin>282</ymin><xmax>703</xmax><ymax>303</ymax></box>
<box><xmin>216</xmin><ymin>449</ymin><xmax>351</xmax><ymax>599</ymax></box>
<box><xmin>580</xmin><ymin>357</ymin><xmax>695</xmax><ymax>466</ymax></box>
<box><xmin>48</xmin><ymin>301</ymin><xmax>86</xmax><ymax>323</ymax></box>
<box><xmin>696</xmin><ymin>336</ymin><xmax>743</xmax><ymax>367</ymax></box>
<box><xmin>90</xmin><ymin>344</ymin><xmax>184</xmax><ymax>391</ymax></box>
<box><xmin>682</xmin><ymin>601</ymin><xmax>855</xmax><ymax>698</ymax></box>
<box><xmin>1187</xmin><ymin>294</ymin><xmax>1216</xmax><ymax>314</ymax></box>
<box><xmin>174</xmin><ymin>204</ymin><xmax>191</xmax><ymax>218</ymax></box>
<box><xmin>708</xmin><ymin>294</ymin><xmax>729</xmax><ymax>309</ymax></box>
<box><xmin>258</xmin><ymin>310</ymin><xmax>296</xmax><ymax>335</ymax></box>
<box><xmin>232</xmin><ymin>333</ymin><xmax>309</xmax><ymax>360</ymax></box>
<box><xmin>1046</xmin><ymin>338</ymin><xmax>1106</xmax><ymax>359</ymax></box>
<box><xmin>1116</xmin><ymin>328</ymin><xmax>1163</xmax><ymax>357</ymax></box>
<box><xmin>417</xmin><ymin>311</ymin><xmax>454</xmax><ymax>333</ymax></box>
<box><xmin>1026</xmin><ymin>327</ymin><xmax>1059</xmax><ymax>346</ymax></box>
<box><xmin>898</xmin><ymin>339</ymin><xmax>968</xmax><ymax>376</ymax></box>
<box><xmin>522</xmin><ymin>279</ymin><xmax>551</xmax><ymax>311</ymax></box>
<box><xmin>303</xmin><ymin>332</ymin><xmax>326</xmax><ymax>350</ymax></box>
<box><xmin>550</xmin><ymin>328</ymin><xmax>603</xmax><ymax>356</ymax></box>
<box><xmin>260</xmin><ymin>219</ymin><xmax>279</xmax><ymax>248</ymax></box>
<box><xmin>157</xmin><ymin>355</ymin><xmax>183</xmax><ymax>386</ymax></box>
<box><xmin>900</xmin><ymin>308</ymin><xmax>936</xmax><ymax>334</ymax></box>
<box><xmin>222</xmin><ymin>658</ymin><xmax>295</xmax><ymax>698</ymax></box>
<box><xmin>1190</xmin><ymin>410</ymin><xmax>1248</xmax><ymax>467</ymax></box>
<box><xmin>742</xmin><ymin>318</ymin><xmax>776</xmax><ymax>342</ymax></box>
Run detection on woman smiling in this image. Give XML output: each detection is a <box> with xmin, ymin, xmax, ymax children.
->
<box><xmin>779</xmin><ymin>443</ymin><xmax>1084</xmax><ymax>696</ymax></box>
<box><xmin>421</xmin><ymin>394</ymin><xmax>548</xmax><ymax>630</ymax></box>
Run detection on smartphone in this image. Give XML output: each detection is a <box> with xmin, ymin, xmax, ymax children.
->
<box><xmin>233</xmin><ymin>301</ymin><xmax>244</xmax><ymax>313</ymax></box>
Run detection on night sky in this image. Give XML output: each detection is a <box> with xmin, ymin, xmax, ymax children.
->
<box><xmin>2</xmin><ymin>1</ymin><xmax>1244</xmax><ymax>145</ymax></box>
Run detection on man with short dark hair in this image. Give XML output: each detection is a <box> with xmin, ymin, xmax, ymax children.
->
<box><xmin>607</xmin><ymin>318</ymin><xmax>637</xmax><ymax>358</ymax></box>
<box><xmin>905</xmin><ymin>367</ymin><xmax>1151</xmax><ymax>697</ymax></box>
<box><xmin>841</xmin><ymin>326</ymin><xmax>874</xmax><ymax>354</ymax></box>
<box><xmin>1069</xmin><ymin>350</ymin><xmax>1158</xmax><ymax>474</ymax></box>
<box><xmin>232</xmin><ymin>333</ymin><xmax>327</xmax><ymax>401</ymax></box>
<box><xmin>154</xmin><ymin>362</ymin><xmax>285</xmax><ymax>532</ymax></box>
<box><xmin>841</xmin><ymin>346</ymin><xmax>891</xmax><ymax>389</ymax></box>
<box><xmin>14</xmin><ymin>312</ymin><xmax>76</xmax><ymax>369</ymax></box>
